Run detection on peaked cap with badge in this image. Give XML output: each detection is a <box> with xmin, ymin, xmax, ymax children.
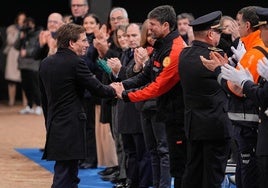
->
<box><xmin>254</xmin><ymin>7</ymin><xmax>268</xmax><ymax>27</ymax></box>
<box><xmin>190</xmin><ymin>10</ymin><xmax>222</xmax><ymax>31</ymax></box>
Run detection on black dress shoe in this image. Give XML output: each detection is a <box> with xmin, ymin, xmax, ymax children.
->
<box><xmin>110</xmin><ymin>176</ymin><xmax>128</xmax><ymax>184</ymax></box>
<box><xmin>111</xmin><ymin>178</ymin><xmax>127</xmax><ymax>184</ymax></box>
<box><xmin>101</xmin><ymin>170</ymin><xmax>120</xmax><ymax>181</ymax></box>
<box><xmin>98</xmin><ymin>166</ymin><xmax>119</xmax><ymax>176</ymax></box>
<box><xmin>113</xmin><ymin>179</ymin><xmax>131</xmax><ymax>188</ymax></box>
<box><xmin>79</xmin><ymin>162</ymin><xmax>97</xmax><ymax>169</ymax></box>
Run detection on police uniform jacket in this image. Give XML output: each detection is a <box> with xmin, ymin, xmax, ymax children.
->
<box><xmin>39</xmin><ymin>48</ymin><xmax>116</xmax><ymax>161</ymax></box>
<box><xmin>179</xmin><ymin>40</ymin><xmax>231</xmax><ymax>140</ymax></box>
<box><xmin>243</xmin><ymin>79</ymin><xmax>268</xmax><ymax>156</ymax></box>
<box><xmin>121</xmin><ymin>30</ymin><xmax>186</xmax><ymax>123</ymax></box>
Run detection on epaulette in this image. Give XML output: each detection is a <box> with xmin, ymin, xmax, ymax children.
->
<box><xmin>208</xmin><ymin>47</ymin><xmax>224</xmax><ymax>52</ymax></box>
<box><xmin>184</xmin><ymin>46</ymin><xmax>191</xmax><ymax>49</ymax></box>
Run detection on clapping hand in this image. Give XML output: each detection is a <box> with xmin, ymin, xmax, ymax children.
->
<box><xmin>230</xmin><ymin>40</ymin><xmax>246</xmax><ymax>62</ymax></box>
<box><xmin>228</xmin><ymin>19</ymin><xmax>240</xmax><ymax>41</ymax></box>
<box><xmin>107</xmin><ymin>58</ymin><xmax>122</xmax><ymax>75</ymax></box>
<box><xmin>200</xmin><ymin>51</ymin><xmax>228</xmax><ymax>71</ymax></box>
<box><xmin>93</xmin><ymin>25</ymin><xmax>110</xmax><ymax>58</ymax></box>
<box><xmin>257</xmin><ymin>57</ymin><xmax>268</xmax><ymax>80</ymax></box>
<box><xmin>133</xmin><ymin>47</ymin><xmax>148</xmax><ymax>72</ymax></box>
<box><xmin>221</xmin><ymin>63</ymin><xmax>253</xmax><ymax>87</ymax></box>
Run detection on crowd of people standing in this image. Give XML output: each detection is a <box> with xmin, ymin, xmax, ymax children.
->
<box><xmin>2</xmin><ymin>1</ymin><xmax>268</xmax><ymax>188</ymax></box>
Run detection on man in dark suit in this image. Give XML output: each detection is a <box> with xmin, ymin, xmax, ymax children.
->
<box><xmin>39</xmin><ymin>23</ymin><xmax>116</xmax><ymax>188</ymax></box>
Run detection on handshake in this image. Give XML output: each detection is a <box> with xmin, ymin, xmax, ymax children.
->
<box><xmin>110</xmin><ymin>82</ymin><xmax>125</xmax><ymax>99</ymax></box>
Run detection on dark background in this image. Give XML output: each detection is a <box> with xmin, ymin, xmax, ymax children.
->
<box><xmin>1</xmin><ymin>0</ymin><xmax>268</xmax><ymax>101</ymax></box>
<box><xmin>1</xmin><ymin>0</ymin><xmax>268</xmax><ymax>27</ymax></box>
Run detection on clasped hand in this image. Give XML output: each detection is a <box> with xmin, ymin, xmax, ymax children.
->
<box><xmin>110</xmin><ymin>82</ymin><xmax>124</xmax><ymax>99</ymax></box>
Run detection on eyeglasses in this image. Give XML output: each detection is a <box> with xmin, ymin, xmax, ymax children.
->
<box><xmin>48</xmin><ymin>20</ymin><xmax>60</xmax><ymax>24</ymax></box>
<box><xmin>71</xmin><ymin>4</ymin><xmax>86</xmax><ymax>8</ymax></box>
<box><xmin>110</xmin><ymin>16</ymin><xmax>125</xmax><ymax>22</ymax></box>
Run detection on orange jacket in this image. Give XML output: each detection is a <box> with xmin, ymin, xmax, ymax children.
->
<box><xmin>127</xmin><ymin>36</ymin><xmax>185</xmax><ymax>102</ymax></box>
<box><xmin>227</xmin><ymin>30</ymin><xmax>268</xmax><ymax>96</ymax></box>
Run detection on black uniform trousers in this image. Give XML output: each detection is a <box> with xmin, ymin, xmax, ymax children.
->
<box><xmin>181</xmin><ymin>139</ymin><xmax>230</xmax><ymax>188</ymax></box>
<box><xmin>52</xmin><ymin>160</ymin><xmax>80</xmax><ymax>188</ymax></box>
<box><xmin>233</xmin><ymin>125</ymin><xmax>259</xmax><ymax>188</ymax></box>
<box><xmin>258</xmin><ymin>156</ymin><xmax>268</xmax><ymax>188</ymax></box>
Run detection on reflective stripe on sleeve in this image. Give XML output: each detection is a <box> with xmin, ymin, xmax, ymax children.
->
<box><xmin>227</xmin><ymin>112</ymin><xmax>259</xmax><ymax>122</ymax></box>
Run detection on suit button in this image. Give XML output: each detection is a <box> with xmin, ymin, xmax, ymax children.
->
<box><xmin>259</xmin><ymin>119</ymin><xmax>262</xmax><ymax>123</ymax></box>
<box><xmin>259</xmin><ymin>107</ymin><xmax>261</xmax><ymax>111</ymax></box>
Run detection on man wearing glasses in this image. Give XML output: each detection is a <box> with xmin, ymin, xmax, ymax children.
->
<box><xmin>70</xmin><ymin>0</ymin><xmax>89</xmax><ymax>25</ymax></box>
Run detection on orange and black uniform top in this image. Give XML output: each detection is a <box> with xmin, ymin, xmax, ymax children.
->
<box><xmin>224</xmin><ymin>30</ymin><xmax>268</xmax><ymax>128</ymax></box>
<box><xmin>121</xmin><ymin>30</ymin><xmax>186</xmax><ymax>122</ymax></box>
<box><xmin>227</xmin><ymin>30</ymin><xmax>268</xmax><ymax>97</ymax></box>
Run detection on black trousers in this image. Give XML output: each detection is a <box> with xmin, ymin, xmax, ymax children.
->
<box><xmin>233</xmin><ymin>125</ymin><xmax>259</xmax><ymax>188</ymax></box>
<box><xmin>81</xmin><ymin>97</ymin><xmax>97</xmax><ymax>165</ymax></box>
<box><xmin>122</xmin><ymin>133</ymin><xmax>153</xmax><ymax>187</ymax></box>
<box><xmin>165</xmin><ymin>119</ymin><xmax>187</xmax><ymax>188</ymax></box>
<box><xmin>141</xmin><ymin>111</ymin><xmax>171</xmax><ymax>188</ymax></box>
<box><xmin>52</xmin><ymin>160</ymin><xmax>80</xmax><ymax>188</ymax></box>
<box><xmin>181</xmin><ymin>139</ymin><xmax>230</xmax><ymax>188</ymax></box>
<box><xmin>20</xmin><ymin>69</ymin><xmax>41</xmax><ymax>107</ymax></box>
<box><xmin>258</xmin><ymin>155</ymin><xmax>268</xmax><ymax>188</ymax></box>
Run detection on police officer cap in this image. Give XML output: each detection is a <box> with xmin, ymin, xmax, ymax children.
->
<box><xmin>254</xmin><ymin>7</ymin><xmax>268</xmax><ymax>27</ymax></box>
<box><xmin>190</xmin><ymin>11</ymin><xmax>222</xmax><ymax>31</ymax></box>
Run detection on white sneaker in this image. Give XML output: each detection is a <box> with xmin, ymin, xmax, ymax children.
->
<box><xmin>19</xmin><ymin>106</ymin><xmax>34</xmax><ymax>114</ymax></box>
<box><xmin>35</xmin><ymin>106</ymin><xmax>43</xmax><ymax>115</ymax></box>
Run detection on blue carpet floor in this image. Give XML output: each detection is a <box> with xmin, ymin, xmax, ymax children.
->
<box><xmin>15</xmin><ymin>148</ymin><xmax>113</xmax><ymax>188</ymax></box>
<box><xmin>15</xmin><ymin>148</ymin><xmax>236</xmax><ymax>188</ymax></box>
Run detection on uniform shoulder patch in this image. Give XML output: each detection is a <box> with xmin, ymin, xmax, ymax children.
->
<box><xmin>163</xmin><ymin>57</ymin><xmax>171</xmax><ymax>67</ymax></box>
<box><xmin>208</xmin><ymin>47</ymin><xmax>223</xmax><ymax>52</ymax></box>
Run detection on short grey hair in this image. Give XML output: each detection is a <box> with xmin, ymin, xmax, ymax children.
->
<box><xmin>110</xmin><ymin>7</ymin><xmax>128</xmax><ymax>19</ymax></box>
<box><xmin>70</xmin><ymin>0</ymin><xmax>88</xmax><ymax>6</ymax></box>
<box><xmin>177</xmin><ymin>13</ymin><xmax>195</xmax><ymax>22</ymax></box>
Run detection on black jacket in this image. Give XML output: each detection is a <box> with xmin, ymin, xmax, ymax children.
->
<box><xmin>39</xmin><ymin>48</ymin><xmax>115</xmax><ymax>160</ymax></box>
<box><xmin>179</xmin><ymin>40</ymin><xmax>231</xmax><ymax>140</ymax></box>
<box><xmin>122</xmin><ymin>30</ymin><xmax>185</xmax><ymax>123</ymax></box>
<box><xmin>243</xmin><ymin>79</ymin><xmax>268</xmax><ymax>155</ymax></box>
